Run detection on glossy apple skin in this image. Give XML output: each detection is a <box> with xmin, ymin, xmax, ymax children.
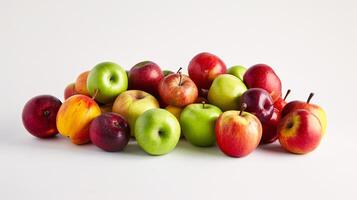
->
<box><xmin>215</xmin><ymin>110</ymin><xmax>262</xmax><ymax>157</ymax></box>
<box><xmin>135</xmin><ymin>108</ymin><xmax>181</xmax><ymax>155</ymax></box>
<box><xmin>158</xmin><ymin>73</ymin><xmax>198</xmax><ymax>107</ymax></box>
<box><xmin>56</xmin><ymin>95</ymin><xmax>101</xmax><ymax>144</ymax></box>
<box><xmin>240</xmin><ymin>88</ymin><xmax>274</xmax><ymax>123</ymax></box>
<box><xmin>128</xmin><ymin>61</ymin><xmax>164</xmax><ymax>97</ymax></box>
<box><xmin>188</xmin><ymin>52</ymin><xmax>227</xmax><ymax>89</ymax></box>
<box><xmin>64</xmin><ymin>83</ymin><xmax>77</xmax><ymax>100</ymax></box>
<box><xmin>75</xmin><ymin>71</ymin><xmax>90</xmax><ymax>96</ymax></box>
<box><xmin>227</xmin><ymin>65</ymin><xmax>247</xmax><ymax>81</ymax></box>
<box><xmin>208</xmin><ymin>74</ymin><xmax>247</xmax><ymax>111</ymax></box>
<box><xmin>261</xmin><ymin>108</ymin><xmax>280</xmax><ymax>144</ymax></box>
<box><xmin>22</xmin><ymin>95</ymin><xmax>62</xmax><ymax>138</ymax></box>
<box><xmin>87</xmin><ymin>62</ymin><xmax>128</xmax><ymax>104</ymax></box>
<box><xmin>281</xmin><ymin>101</ymin><xmax>327</xmax><ymax>135</ymax></box>
<box><xmin>89</xmin><ymin>112</ymin><xmax>130</xmax><ymax>152</ymax></box>
<box><xmin>274</xmin><ymin>97</ymin><xmax>287</xmax><ymax>111</ymax></box>
<box><xmin>180</xmin><ymin>103</ymin><xmax>222</xmax><ymax>147</ymax></box>
<box><xmin>112</xmin><ymin>90</ymin><xmax>159</xmax><ymax>136</ymax></box>
<box><xmin>243</xmin><ymin>64</ymin><xmax>282</xmax><ymax>102</ymax></box>
<box><xmin>278</xmin><ymin>109</ymin><xmax>323</xmax><ymax>154</ymax></box>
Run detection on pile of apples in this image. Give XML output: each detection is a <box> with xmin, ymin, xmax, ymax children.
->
<box><xmin>22</xmin><ymin>52</ymin><xmax>327</xmax><ymax>157</ymax></box>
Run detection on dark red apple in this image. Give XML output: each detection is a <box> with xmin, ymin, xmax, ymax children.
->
<box><xmin>260</xmin><ymin>108</ymin><xmax>280</xmax><ymax>144</ymax></box>
<box><xmin>243</xmin><ymin>64</ymin><xmax>282</xmax><ymax>102</ymax></box>
<box><xmin>89</xmin><ymin>112</ymin><xmax>130</xmax><ymax>152</ymax></box>
<box><xmin>22</xmin><ymin>95</ymin><xmax>62</xmax><ymax>138</ymax></box>
<box><xmin>188</xmin><ymin>52</ymin><xmax>227</xmax><ymax>89</ymax></box>
<box><xmin>128</xmin><ymin>61</ymin><xmax>164</xmax><ymax>96</ymax></box>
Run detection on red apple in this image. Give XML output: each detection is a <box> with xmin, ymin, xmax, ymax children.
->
<box><xmin>188</xmin><ymin>52</ymin><xmax>227</xmax><ymax>89</ymax></box>
<box><xmin>64</xmin><ymin>83</ymin><xmax>77</xmax><ymax>100</ymax></box>
<box><xmin>260</xmin><ymin>108</ymin><xmax>280</xmax><ymax>144</ymax></box>
<box><xmin>22</xmin><ymin>95</ymin><xmax>62</xmax><ymax>138</ymax></box>
<box><xmin>158</xmin><ymin>68</ymin><xmax>198</xmax><ymax>107</ymax></box>
<box><xmin>243</xmin><ymin>64</ymin><xmax>282</xmax><ymax>102</ymax></box>
<box><xmin>274</xmin><ymin>89</ymin><xmax>291</xmax><ymax>111</ymax></box>
<box><xmin>128</xmin><ymin>61</ymin><xmax>164</xmax><ymax>97</ymax></box>
<box><xmin>215</xmin><ymin>103</ymin><xmax>262</xmax><ymax>157</ymax></box>
<box><xmin>278</xmin><ymin>109</ymin><xmax>323</xmax><ymax>154</ymax></box>
<box><xmin>89</xmin><ymin>112</ymin><xmax>130</xmax><ymax>152</ymax></box>
<box><xmin>75</xmin><ymin>71</ymin><xmax>90</xmax><ymax>96</ymax></box>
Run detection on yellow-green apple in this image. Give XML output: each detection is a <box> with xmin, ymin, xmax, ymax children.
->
<box><xmin>188</xmin><ymin>52</ymin><xmax>227</xmax><ymax>89</ymax></box>
<box><xmin>163</xmin><ymin>70</ymin><xmax>174</xmax><ymax>77</ymax></box>
<box><xmin>243</xmin><ymin>64</ymin><xmax>282</xmax><ymax>102</ymax></box>
<box><xmin>281</xmin><ymin>93</ymin><xmax>327</xmax><ymax>135</ymax></box>
<box><xmin>89</xmin><ymin>112</ymin><xmax>130</xmax><ymax>152</ymax></box>
<box><xmin>180</xmin><ymin>102</ymin><xmax>222</xmax><ymax>147</ymax></box>
<box><xmin>227</xmin><ymin>65</ymin><xmax>247</xmax><ymax>81</ymax></box>
<box><xmin>56</xmin><ymin>94</ymin><xmax>101</xmax><ymax>144</ymax></box>
<box><xmin>112</xmin><ymin>90</ymin><xmax>159</xmax><ymax>136</ymax></box>
<box><xmin>158</xmin><ymin>68</ymin><xmax>198</xmax><ymax>107</ymax></box>
<box><xmin>278</xmin><ymin>109</ymin><xmax>323</xmax><ymax>154</ymax></box>
<box><xmin>64</xmin><ymin>83</ymin><xmax>77</xmax><ymax>100</ymax></box>
<box><xmin>87</xmin><ymin>62</ymin><xmax>128</xmax><ymax>104</ymax></box>
<box><xmin>274</xmin><ymin>89</ymin><xmax>291</xmax><ymax>111</ymax></box>
<box><xmin>135</xmin><ymin>108</ymin><xmax>181</xmax><ymax>155</ymax></box>
<box><xmin>22</xmin><ymin>95</ymin><xmax>62</xmax><ymax>138</ymax></box>
<box><xmin>128</xmin><ymin>61</ymin><xmax>164</xmax><ymax>97</ymax></box>
<box><xmin>208</xmin><ymin>74</ymin><xmax>247</xmax><ymax>111</ymax></box>
<box><xmin>240</xmin><ymin>88</ymin><xmax>274</xmax><ymax>122</ymax></box>
<box><xmin>215</xmin><ymin>103</ymin><xmax>262</xmax><ymax>157</ymax></box>
<box><xmin>75</xmin><ymin>71</ymin><xmax>90</xmax><ymax>96</ymax></box>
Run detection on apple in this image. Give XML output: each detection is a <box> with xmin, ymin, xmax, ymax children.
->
<box><xmin>260</xmin><ymin>108</ymin><xmax>280</xmax><ymax>144</ymax></box>
<box><xmin>64</xmin><ymin>83</ymin><xmax>77</xmax><ymax>100</ymax></box>
<box><xmin>87</xmin><ymin>62</ymin><xmax>128</xmax><ymax>104</ymax></box>
<box><xmin>199</xmin><ymin>88</ymin><xmax>209</xmax><ymax>99</ymax></box>
<box><xmin>112</xmin><ymin>90</ymin><xmax>159</xmax><ymax>136</ymax></box>
<box><xmin>75</xmin><ymin>71</ymin><xmax>90</xmax><ymax>96</ymax></box>
<box><xmin>278</xmin><ymin>109</ymin><xmax>323</xmax><ymax>154</ymax></box>
<box><xmin>188</xmin><ymin>52</ymin><xmax>227</xmax><ymax>89</ymax></box>
<box><xmin>165</xmin><ymin>105</ymin><xmax>182</xmax><ymax>121</ymax></box>
<box><xmin>128</xmin><ymin>61</ymin><xmax>164</xmax><ymax>97</ymax></box>
<box><xmin>89</xmin><ymin>112</ymin><xmax>130</xmax><ymax>152</ymax></box>
<box><xmin>240</xmin><ymin>88</ymin><xmax>274</xmax><ymax>122</ymax></box>
<box><xmin>215</xmin><ymin>103</ymin><xmax>262</xmax><ymax>157</ymax></box>
<box><xmin>243</xmin><ymin>64</ymin><xmax>282</xmax><ymax>102</ymax></box>
<box><xmin>135</xmin><ymin>108</ymin><xmax>181</xmax><ymax>155</ymax></box>
<box><xmin>100</xmin><ymin>103</ymin><xmax>112</xmax><ymax>113</ymax></box>
<box><xmin>22</xmin><ymin>95</ymin><xmax>62</xmax><ymax>138</ymax></box>
<box><xmin>227</xmin><ymin>65</ymin><xmax>247</xmax><ymax>81</ymax></box>
<box><xmin>56</xmin><ymin>94</ymin><xmax>101</xmax><ymax>144</ymax></box>
<box><xmin>158</xmin><ymin>68</ymin><xmax>198</xmax><ymax>107</ymax></box>
<box><xmin>281</xmin><ymin>93</ymin><xmax>327</xmax><ymax>135</ymax></box>
<box><xmin>274</xmin><ymin>89</ymin><xmax>291</xmax><ymax>111</ymax></box>
<box><xmin>208</xmin><ymin>74</ymin><xmax>247</xmax><ymax>111</ymax></box>
<box><xmin>163</xmin><ymin>70</ymin><xmax>174</xmax><ymax>77</ymax></box>
<box><xmin>180</xmin><ymin>102</ymin><xmax>222</xmax><ymax>147</ymax></box>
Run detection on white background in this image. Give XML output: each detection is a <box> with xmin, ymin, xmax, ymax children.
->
<box><xmin>1</xmin><ymin>0</ymin><xmax>356</xmax><ymax>199</ymax></box>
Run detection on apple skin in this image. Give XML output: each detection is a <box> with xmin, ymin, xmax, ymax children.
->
<box><xmin>128</xmin><ymin>61</ymin><xmax>164</xmax><ymax>97</ymax></box>
<box><xmin>274</xmin><ymin>97</ymin><xmax>287</xmax><ymax>111</ymax></box>
<box><xmin>112</xmin><ymin>90</ymin><xmax>159</xmax><ymax>136</ymax></box>
<box><xmin>75</xmin><ymin>71</ymin><xmax>90</xmax><ymax>96</ymax></box>
<box><xmin>243</xmin><ymin>64</ymin><xmax>282</xmax><ymax>102</ymax></box>
<box><xmin>227</xmin><ymin>65</ymin><xmax>247</xmax><ymax>81</ymax></box>
<box><xmin>281</xmin><ymin>100</ymin><xmax>327</xmax><ymax>135</ymax></box>
<box><xmin>158</xmin><ymin>72</ymin><xmax>198</xmax><ymax>107</ymax></box>
<box><xmin>56</xmin><ymin>94</ymin><xmax>101</xmax><ymax>144</ymax></box>
<box><xmin>180</xmin><ymin>103</ymin><xmax>222</xmax><ymax>147</ymax></box>
<box><xmin>278</xmin><ymin>109</ymin><xmax>323</xmax><ymax>154</ymax></box>
<box><xmin>87</xmin><ymin>62</ymin><xmax>128</xmax><ymax>104</ymax></box>
<box><xmin>135</xmin><ymin>108</ymin><xmax>181</xmax><ymax>155</ymax></box>
<box><xmin>215</xmin><ymin>110</ymin><xmax>262</xmax><ymax>157</ymax></box>
<box><xmin>22</xmin><ymin>95</ymin><xmax>62</xmax><ymax>138</ymax></box>
<box><xmin>188</xmin><ymin>52</ymin><xmax>227</xmax><ymax>89</ymax></box>
<box><xmin>240</xmin><ymin>88</ymin><xmax>274</xmax><ymax>123</ymax></box>
<box><xmin>89</xmin><ymin>112</ymin><xmax>130</xmax><ymax>152</ymax></box>
<box><xmin>165</xmin><ymin>105</ymin><xmax>182</xmax><ymax>121</ymax></box>
<box><xmin>100</xmin><ymin>103</ymin><xmax>113</xmax><ymax>113</ymax></box>
<box><xmin>208</xmin><ymin>74</ymin><xmax>247</xmax><ymax>111</ymax></box>
<box><xmin>64</xmin><ymin>83</ymin><xmax>77</xmax><ymax>100</ymax></box>
<box><xmin>163</xmin><ymin>70</ymin><xmax>174</xmax><ymax>77</ymax></box>
<box><xmin>261</xmin><ymin>108</ymin><xmax>280</xmax><ymax>144</ymax></box>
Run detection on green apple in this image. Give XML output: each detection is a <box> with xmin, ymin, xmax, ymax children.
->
<box><xmin>112</xmin><ymin>90</ymin><xmax>159</xmax><ymax>136</ymax></box>
<box><xmin>135</xmin><ymin>108</ymin><xmax>180</xmax><ymax>155</ymax></box>
<box><xmin>87</xmin><ymin>62</ymin><xmax>128</xmax><ymax>104</ymax></box>
<box><xmin>180</xmin><ymin>103</ymin><xmax>222</xmax><ymax>147</ymax></box>
<box><xmin>227</xmin><ymin>65</ymin><xmax>247</xmax><ymax>81</ymax></box>
<box><xmin>208</xmin><ymin>74</ymin><xmax>247</xmax><ymax>111</ymax></box>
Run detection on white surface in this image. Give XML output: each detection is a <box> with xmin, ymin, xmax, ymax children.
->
<box><xmin>1</xmin><ymin>0</ymin><xmax>356</xmax><ymax>199</ymax></box>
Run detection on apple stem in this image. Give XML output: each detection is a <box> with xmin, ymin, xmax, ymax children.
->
<box><xmin>177</xmin><ymin>67</ymin><xmax>183</xmax><ymax>86</ymax></box>
<box><xmin>239</xmin><ymin>103</ymin><xmax>247</xmax><ymax>116</ymax></box>
<box><xmin>43</xmin><ymin>110</ymin><xmax>50</xmax><ymax>117</ymax></box>
<box><xmin>92</xmin><ymin>88</ymin><xmax>99</xmax><ymax>100</ymax></box>
<box><xmin>283</xmin><ymin>89</ymin><xmax>291</xmax><ymax>101</ymax></box>
<box><xmin>176</xmin><ymin>67</ymin><xmax>182</xmax><ymax>74</ymax></box>
<box><xmin>202</xmin><ymin>101</ymin><xmax>206</xmax><ymax>109</ymax></box>
<box><xmin>307</xmin><ymin>92</ymin><xmax>314</xmax><ymax>104</ymax></box>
